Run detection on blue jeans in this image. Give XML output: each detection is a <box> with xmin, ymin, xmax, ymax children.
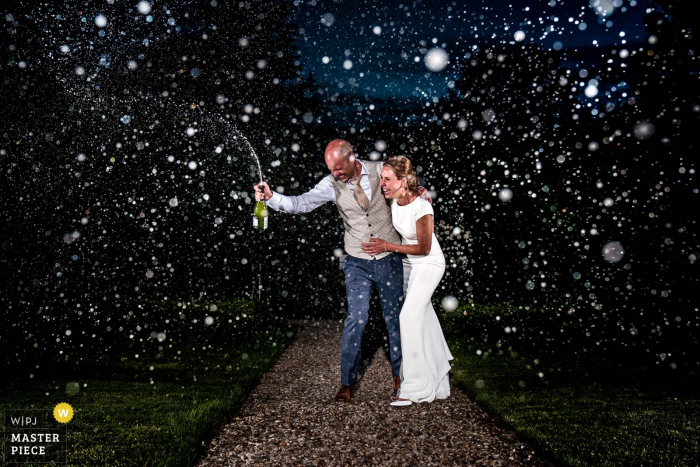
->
<box><xmin>340</xmin><ymin>253</ymin><xmax>403</xmax><ymax>386</ymax></box>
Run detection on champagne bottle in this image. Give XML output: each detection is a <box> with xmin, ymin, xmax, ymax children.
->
<box><xmin>253</xmin><ymin>200</ymin><xmax>268</xmax><ymax>230</ymax></box>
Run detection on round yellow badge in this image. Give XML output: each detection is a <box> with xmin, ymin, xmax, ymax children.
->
<box><xmin>53</xmin><ymin>403</ymin><xmax>74</xmax><ymax>423</ymax></box>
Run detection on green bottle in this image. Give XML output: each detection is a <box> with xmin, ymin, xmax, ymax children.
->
<box><xmin>253</xmin><ymin>200</ymin><xmax>268</xmax><ymax>230</ymax></box>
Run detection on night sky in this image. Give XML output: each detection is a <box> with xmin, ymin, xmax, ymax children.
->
<box><xmin>291</xmin><ymin>0</ymin><xmax>648</xmax><ymax>103</ymax></box>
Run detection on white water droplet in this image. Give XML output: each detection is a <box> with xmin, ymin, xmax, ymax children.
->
<box><xmin>94</xmin><ymin>14</ymin><xmax>108</xmax><ymax>28</ymax></box>
<box><xmin>602</xmin><ymin>241</ymin><xmax>625</xmax><ymax>263</ymax></box>
<box><xmin>137</xmin><ymin>1</ymin><xmax>152</xmax><ymax>15</ymax></box>
<box><xmin>498</xmin><ymin>188</ymin><xmax>513</xmax><ymax>202</ymax></box>
<box><xmin>441</xmin><ymin>296</ymin><xmax>458</xmax><ymax>311</ymax></box>
<box><xmin>424</xmin><ymin>48</ymin><xmax>449</xmax><ymax>72</ymax></box>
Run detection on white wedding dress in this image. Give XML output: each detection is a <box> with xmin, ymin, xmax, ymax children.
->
<box><xmin>392</xmin><ymin>197</ymin><xmax>453</xmax><ymax>403</ymax></box>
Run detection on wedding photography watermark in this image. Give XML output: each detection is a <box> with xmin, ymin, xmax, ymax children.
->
<box><xmin>3</xmin><ymin>403</ymin><xmax>72</xmax><ymax>464</ymax></box>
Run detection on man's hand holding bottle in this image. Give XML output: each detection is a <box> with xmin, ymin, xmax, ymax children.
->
<box><xmin>254</xmin><ymin>182</ymin><xmax>273</xmax><ymax>202</ymax></box>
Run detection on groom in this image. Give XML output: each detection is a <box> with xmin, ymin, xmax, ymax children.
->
<box><xmin>254</xmin><ymin>139</ymin><xmax>404</xmax><ymax>402</ymax></box>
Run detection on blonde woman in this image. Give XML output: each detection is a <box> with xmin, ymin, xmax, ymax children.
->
<box><xmin>362</xmin><ymin>156</ymin><xmax>453</xmax><ymax>406</ymax></box>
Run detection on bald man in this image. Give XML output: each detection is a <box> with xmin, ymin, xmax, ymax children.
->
<box><xmin>255</xmin><ymin>139</ymin><xmax>409</xmax><ymax>402</ymax></box>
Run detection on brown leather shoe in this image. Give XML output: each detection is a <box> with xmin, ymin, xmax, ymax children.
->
<box><xmin>393</xmin><ymin>376</ymin><xmax>401</xmax><ymax>394</ymax></box>
<box><xmin>335</xmin><ymin>385</ymin><xmax>352</xmax><ymax>402</ymax></box>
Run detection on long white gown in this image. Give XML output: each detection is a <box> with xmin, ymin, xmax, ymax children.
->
<box><xmin>392</xmin><ymin>197</ymin><xmax>453</xmax><ymax>403</ymax></box>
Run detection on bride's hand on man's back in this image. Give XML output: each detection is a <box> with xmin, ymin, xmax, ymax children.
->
<box><xmin>417</xmin><ymin>186</ymin><xmax>432</xmax><ymax>204</ymax></box>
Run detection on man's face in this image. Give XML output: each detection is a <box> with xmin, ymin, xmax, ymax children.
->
<box><xmin>326</xmin><ymin>154</ymin><xmax>356</xmax><ymax>182</ymax></box>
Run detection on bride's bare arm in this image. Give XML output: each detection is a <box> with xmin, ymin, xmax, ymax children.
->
<box><xmin>361</xmin><ymin>215</ymin><xmax>433</xmax><ymax>256</ymax></box>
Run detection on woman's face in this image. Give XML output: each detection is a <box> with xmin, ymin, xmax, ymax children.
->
<box><xmin>380</xmin><ymin>166</ymin><xmax>405</xmax><ymax>199</ymax></box>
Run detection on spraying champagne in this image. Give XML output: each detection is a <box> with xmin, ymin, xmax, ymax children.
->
<box><xmin>223</xmin><ymin>126</ymin><xmax>268</xmax><ymax>231</ymax></box>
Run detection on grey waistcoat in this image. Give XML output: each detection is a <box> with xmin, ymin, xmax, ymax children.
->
<box><xmin>330</xmin><ymin>160</ymin><xmax>400</xmax><ymax>260</ymax></box>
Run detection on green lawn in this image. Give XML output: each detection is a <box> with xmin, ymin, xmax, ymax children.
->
<box><xmin>1</xmin><ymin>299</ymin><xmax>297</xmax><ymax>467</ymax></box>
<box><xmin>447</xmin><ymin>333</ymin><xmax>700</xmax><ymax>467</ymax></box>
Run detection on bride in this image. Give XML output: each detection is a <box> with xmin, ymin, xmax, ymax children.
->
<box><xmin>362</xmin><ymin>156</ymin><xmax>453</xmax><ymax>406</ymax></box>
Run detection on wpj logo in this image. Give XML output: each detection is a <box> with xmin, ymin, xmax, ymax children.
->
<box><xmin>3</xmin><ymin>405</ymin><xmax>72</xmax><ymax>464</ymax></box>
<box><xmin>9</xmin><ymin>416</ymin><xmax>38</xmax><ymax>426</ymax></box>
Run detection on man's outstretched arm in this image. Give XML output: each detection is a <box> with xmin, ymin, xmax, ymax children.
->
<box><xmin>254</xmin><ymin>176</ymin><xmax>336</xmax><ymax>214</ymax></box>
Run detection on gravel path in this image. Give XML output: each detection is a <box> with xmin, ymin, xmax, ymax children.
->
<box><xmin>197</xmin><ymin>320</ymin><xmax>552</xmax><ymax>466</ymax></box>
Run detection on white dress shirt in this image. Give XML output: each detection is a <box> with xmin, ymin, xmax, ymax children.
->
<box><xmin>267</xmin><ymin>160</ymin><xmax>374</xmax><ymax>214</ymax></box>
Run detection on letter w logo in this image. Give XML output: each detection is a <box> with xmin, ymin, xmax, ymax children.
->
<box><xmin>58</xmin><ymin>409</ymin><xmax>69</xmax><ymax>418</ymax></box>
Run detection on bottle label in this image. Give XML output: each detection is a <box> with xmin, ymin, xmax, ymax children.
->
<box><xmin>253</xmin><ymin>216</ymin><xmax>268</xmax><ymax>229</ymax></box>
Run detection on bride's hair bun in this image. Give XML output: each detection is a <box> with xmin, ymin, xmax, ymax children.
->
<box><xmin>384</xmin><ymin>155</ymin><xmax>418</xmax><ymax>193</ymax></box>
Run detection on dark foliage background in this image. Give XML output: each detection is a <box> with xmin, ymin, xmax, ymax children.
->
<box><xmin>1</xmin><ymin>0</ymin><xmax>697</xmax><ymax>379</ymax></box>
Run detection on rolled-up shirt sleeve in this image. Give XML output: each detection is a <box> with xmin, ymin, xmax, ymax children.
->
<box><xmin>266</xmin><ymin>175</ymin><xmax>336</xmax><ymax>214</ymax></box>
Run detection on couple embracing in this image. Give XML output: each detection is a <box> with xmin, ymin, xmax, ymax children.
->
<box><xmin>254</xmin><ymin>139</ymin><xmax>453</xmax><ymax>406</ymax></box>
